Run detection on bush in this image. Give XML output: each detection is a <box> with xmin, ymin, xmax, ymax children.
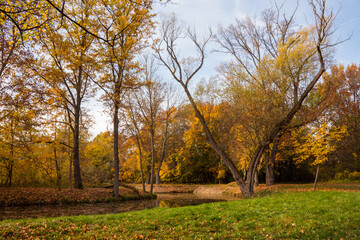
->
<box><xmin>334</xmin><ymin>170</ymin><xmax>350</xmax><ymax>181</ymax></box>
<box><xmin>348</xmin><ymin>171</ymin><xmax>360</xmax><ymax>181</ymax></box>
<box><xmin>335</xmin><ymin>170</ymin><xmax>360</xmax><ymax>181</ymax></box>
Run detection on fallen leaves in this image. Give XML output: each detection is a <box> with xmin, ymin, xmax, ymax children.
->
<box><xmin>0</xmin><ymin>187</ymin><xmax>134</xmax><ymax>206</ymax></box>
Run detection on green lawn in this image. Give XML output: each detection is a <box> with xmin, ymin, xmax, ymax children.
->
<box><xmin>1</xmin><ymin>191</ymin><xmax>359</xmax><ymax>239</ymax></box>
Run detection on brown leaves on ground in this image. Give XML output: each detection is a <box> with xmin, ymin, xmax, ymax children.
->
<box><xmin>261</xmin><ymin>182</ymin><xmax>360</xmax><ymax>192</ymax></box>
<box><xmin>197</xmin><ymin>182</ymin><xmax>360</xmax><ymax>198</ymax></box>
<box><xmin>144</xmin><ymin>184</ymin><xmax>198</xmax><ymax>193</ymax></box>
<box><xmin>0</xmin><ymin>187</ymin><xmax>134</xmax><ymax>207</ymax></box>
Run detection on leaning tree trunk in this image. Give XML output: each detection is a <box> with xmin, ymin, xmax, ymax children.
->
<box><xmin>244</xmin><ymin>144</ymin><xmax>267</xmax><ymax>196</ymax></box>
<box><xmin>313</xmin><ymin>165</ymin><xmax>320</xmax><ymax>190</ymax></box>
<box><xmin>182</xmin><ymin>86</ymin><xmax>250</xmax><ymax>196</ymax></box>
<box><xmin>254</xmin><ymin>170</ymin><xmax>259</xmax><ymax>187</ymax></box>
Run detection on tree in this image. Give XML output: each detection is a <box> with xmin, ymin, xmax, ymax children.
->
<box><xmin>155</xmin><ymin>86</ymin><xmax>179</xmax><ymax>185</ymax></box>
<box><xmin>35</xmin><ymin>0</ymin><xmax>99</xmax><ymax>189</ymax></box>
<box><xmin>0</xmin><ymin>0</ymin><xmax>167</xmax><ymax>43</ymax></box>
<box><xmin>155</xmin><ymin>0</ymin><xmax>337</xmax><ymax>196</ymax></box>
<box><xmin>294</xmin><ymin>122</ymin><xmax>347</xmax><ymax>189</ymax></box>
<box><xmin>322</xmin><ymin>64</ymin><xmax>360</xmax><ymax>172</ymax></box>
<box><xmin>123</xmin><ymin>96</ymin><xmax>147</xmax><ymax>192</ymax></box>
<box><xmin>95</xmin><ymin>0</ymin><xmax>154</xmax><ymax>197</ymax></box>
<box><xmin>132</xmin><ymin>70</ymin><xmax>164</xmax><ymax>194</ymax></box>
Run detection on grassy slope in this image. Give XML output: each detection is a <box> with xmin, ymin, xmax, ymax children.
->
<box><xmin>1</xmin><ymin>191</ymin><xmax>359</xmax><ymax>239</ymax></box>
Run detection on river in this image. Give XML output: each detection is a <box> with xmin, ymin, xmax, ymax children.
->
<box><xmin>0</xmin><ymin>193</ymin><xmax>233</xmax><ymax>220</ymax></box>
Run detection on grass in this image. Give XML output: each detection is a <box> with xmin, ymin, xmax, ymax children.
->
<box><xmin>1</xmin><ymin>191</ymin><xmax>359</xmax><ymax>239</ymax></box>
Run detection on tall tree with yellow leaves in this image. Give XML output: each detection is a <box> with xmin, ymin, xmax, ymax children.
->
<box><xmin>95</xmin><ymin>0</ymin><xmax>154</xmax><ymax>197</ymax></box>
<box><xmin>35</xmin><ymin>0</ymin><xmax>98</xmax><ymax>189</ymax></box>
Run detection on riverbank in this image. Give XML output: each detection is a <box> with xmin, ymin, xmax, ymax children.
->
<box><xmin>0</xmin><ymin>187</ymin><xmax>155</xmax><ymax>207</ymax></box>
<box><xmin>1</xmin><ymin>191</ymin><xmax>359</xmax><ymax>239</ymax></box>
<box><xmin>194</xmin><ymin>182</ymin><xmax>360</xmax><ymax>198</ymax></box>
<box><xmin>1</xmin><ymin>182</ymin><xmax>359</xmax><ymax>207</ymax></box>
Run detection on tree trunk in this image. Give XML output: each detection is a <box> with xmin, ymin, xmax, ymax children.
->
<box><xmin>244</xmin><ymin>144</ymin><xmax>267</xmax><ymax>197</ymax></box>
<box><xmin>313</xmin><ymin>165</ymin><xmax>320</xmax><ymax>190</ymax></box>
<box><xmin>69</xmin><ymin>154</ymin><xmax>72</xmax><ymax>190</ymax></box>
<box><xmin>73</xmin><ymin>103</ymin><xmax>83</xmax><ymax>189</ymax></box>
<box><xmin>146</xmin><ymin>165</ymin><xmax>151</xmax><ymax>184</ymax></box>
<box><xmin>54</xmin><ymin>125</ymin><xmax>61</xmax><ymax>190</ymax></box>
<box><xmin>266</xmin><ymin>137</ymin><xmax>278</xmax><ymax>186</ymax></box>
<box><xmin>182</xmin><ymin>86</ymin><xmax>249</xmax><ymax>194</ymax></box>
<box><xmin>150</xmin><ymin>128</ymin><xmax>155</xmax><ymax>194</ymax></box>
<box><xmin>6</xmin><ymin>121</ymin><xmax>14</xmax><ymax>187</ymax></box>
<box><xmin>266</xmin><ymin>159</ymin><xmax>274</xmax><ymax>186</ymax></box>
<box><xmin>156</xmin><ymin>120</ymin><xmax>169</xmax><ymax>185</ymax></box>
<box><xmin>54</xmin><ymin>146</ymin><xmax>61</xmax><ymax>190</ymax></box>
<box><xmin>136</xmin><ymin>136</ymin><xmax>146</xmax><ymax>193</ymax></box>
<box><xmin>113</xmin><ymin>100</ymin><xmax>120</xmax><ymax>197</ymax></box>
<box><xmin>73</xmin><ymin>65</ymin><xmax>83</xmax><ymax>189</ymax></box>
<box><xmin>254</xmin><ymin>170</ymin><xmax>259</xmax><ymax>187</ymax></box>
<box><xmin>243</xmin><ymin>157</ymin><xmax>247</xmax><ymax>181</ymax></box>
<box><xmin>67</xmin><ymin>125</ymin><xmax>73</xmax><ymax>190</ymax></box>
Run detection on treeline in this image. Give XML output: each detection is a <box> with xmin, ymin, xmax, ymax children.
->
<box><xmin>0</xmin><ymin>1</ymin><xmax>359</xmax><ymax>196</ymax></box>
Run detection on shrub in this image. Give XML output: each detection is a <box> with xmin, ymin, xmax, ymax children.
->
<box><xmin>334</xmin><ymin>170</ymin><xmax>360</xmax><ymax>181</ymax></box>
<box><xmin>334</xmin><ymin>170</ymin><xmax>350</xmax><ymax>181</ymax></box>
<box><xmin>348</xmin><ymin>171</ymin><xmax>360</xmax><ymax>181</ymax></box>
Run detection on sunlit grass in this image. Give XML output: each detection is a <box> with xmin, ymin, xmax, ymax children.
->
<box><xmin>1</xmin><ymin>191</ymin><xmax>359</xmax><ymax>239</ymax></box>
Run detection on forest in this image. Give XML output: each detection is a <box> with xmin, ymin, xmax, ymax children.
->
<box><xmin>0</xmin><ymin>0</ymin><xmax>359</xmax><ymax>198</ymax></box>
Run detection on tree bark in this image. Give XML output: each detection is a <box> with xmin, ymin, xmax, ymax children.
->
<box><xmin>313</xmin><ymin>165</ymin><xmax>320</xmax><ymax>190</ymax></box>
<box><xmin>73</xmin><ymin>106</ymin><xmax>82</xmax><ymax>189</ymax></box>
<box><xmin>146</xmin><ymin>165</ymin><xmax>151</xmax><ymax>184</ymax></box>
<box><xmin>266</xmin><ymin>136</ymin><xmax>278</xmax><ymax>186</ymax></box>
<box><xmin>54</xmin><ymin>146</ymin><xmax>61</xmax><ymax>190</ymax></box>
<box><xmin>67</xmin><ymin>125</ymin><xmax>73</xmax><ymax>190</ymax></box>
<box><xmin>149</xmin><ymin>127</ymin><xmax>155</xmax><ymax>194</ymax></box>
<box><xmin>266</xmin><ymin>159</ymin><xmax>274</xmax><ymax>187</ymax></box>
<box><xmin>156</xmin><ymin>115</ymin><xmax>169</xmax><ymax>185</ymax></box>
<box><xmin>244</xmin><ymin>144</ymin><xmax>267</xmax><ymax>196</ymax></box>
<box><xmin>54</xmin><ymin>125</ymin><xmax>61</xmax><ymax>190</ymax></box>
<box><xmin>73</xmin><ymin>65</ymin><xmax>83</xmax><ymax>189</ymax></box>
<box><xmin>113</xmin><ymin>99</ymin><xmax>120</xmax><ymax>197</ymax></box>
<box><xmin>135</xmin><ymin>136</ymin><xmax>146</xmax><ymax>193</ymax></box>
<box><xmin>6</xmin><ymin>120</ymin><xmax>14</xmax><ymax>187</ymax></box>
<box><xmin>182</xmin><ymin>86</ymin><xmax>249</xmax><ymax>194</ymax></box>
<box><xmin>254</xmin><ymin>169</ymin><xmax>259</xmax><ymax>187</ymax></box>
<box><xmin>69</xmin><ymin>152</ymin><xmax>72</xmax><ymax>190</ymax></box>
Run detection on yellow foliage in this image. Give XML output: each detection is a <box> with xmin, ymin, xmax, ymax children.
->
<box><xmin>294</xmin><ymin>122</ymin><xmax>348</xmax><ymax>166</ymax></box>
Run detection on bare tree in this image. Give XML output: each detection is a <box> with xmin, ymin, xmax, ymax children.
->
<box><xmin>132</xmin><ymin>56</ymin><xmax>164</xmax><ymax>194</ymax></box>
<box><xmin>155</xmin><ymin>85</ymin><xmax>180</xmax><ymax>185</ymax></box>
<box><xmin>123</xmin><ymin>97</ymin><xmax>147</xmax><ymax>193</ymax></box>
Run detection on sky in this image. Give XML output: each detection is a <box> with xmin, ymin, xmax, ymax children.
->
<box><xmin>89</xmin><ymin>0</ymin><xmax>360</xmax><ymax>137</ymax></box>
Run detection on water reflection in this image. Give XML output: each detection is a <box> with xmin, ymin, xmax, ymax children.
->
<box><xmin>0</xmin><ymin>193</ymin><xmax>227</xmax><ymax>220</ymax></box>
